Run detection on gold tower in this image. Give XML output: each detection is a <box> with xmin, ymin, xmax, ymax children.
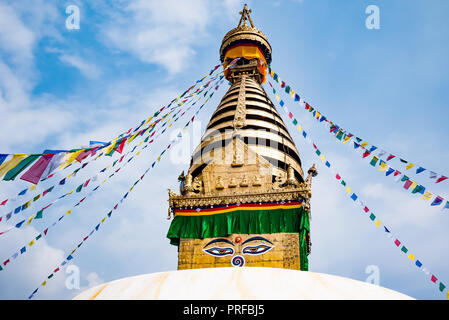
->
<box><xmin>167</xmin><ymin>5</ymin><xmax>316</xmax><ymax>271</ymax></box>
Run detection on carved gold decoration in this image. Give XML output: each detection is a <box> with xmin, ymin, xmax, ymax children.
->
<box><xmin>232</xmin><ymin>75</ymin><xmax>247</xmax><ymax>129</ymax></box>
<box><xmin>216</xmin><ymin>176</ymin><xmax>225</xmax><ymax>190</ymax></box>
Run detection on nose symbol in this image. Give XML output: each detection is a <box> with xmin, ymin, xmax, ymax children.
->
<box><xmin>231</xmin><ymin>255</ymin><xmax>245</xmax><ymax>267</ymax></box>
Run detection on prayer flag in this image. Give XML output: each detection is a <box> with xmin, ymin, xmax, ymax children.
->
<box><xmin>431</xmin><ymin>196</ymin><xmax>444</xmax><ymax>206</ymax></box>
<box><xmin>436</xmin><ymin>176</ymin><xmax>448</xmax><ymax>184</ymax></box>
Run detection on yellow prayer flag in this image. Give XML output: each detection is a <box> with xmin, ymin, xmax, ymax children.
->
<box><xmin>127</xmin><ymin>132</ymin><xmax>140</xmax><ymax>144</ymax></box>
<box><xmin>374</xmin><ymin>220</ymin><xmax>382</xmax><ymax>227</ymax></box>
<box><xmin>379</xmin><ymin>162</ymin><xmax>387</xmax><ymax>172</ymax></box>
<box><xmin>60</xmin><ymin>150</ymin><xmax>84</xmax><ymax>169</ymax></box>
<box><xmin>297</xmin><ymin>125</ymin><xmax>302</xmax><ymax>132</ymax></box>
<box><xmin>422</xmin><ymin>191</ymin><xmax>433</xmax><ymax>200</ymax></box>
<box><xmin>101</xmin><ymin>217</ymin><xmax>106</xmax><ymax>223</ymax></box>
<box><xmin>346</xmin><ymin>187</ymin><xmax>352</xmax><ymax>194</ymax></box>
<box><xmin>28</xmin><ymin>240</ymin><xmax>35</xmax><ymax>246</ymax></box>
<box><xmin>409</xmin><ymin>180</ymin><xmax>418</xmax><ymax>190</ymax></box>
<box><xmin>29</xmin><ymin>184</ymin><xmax>37</xmax><ymax>191</ymax></box>
<box><xmin>275</xmin><ymin>94</ymin><xmax>280</xmax><ymax>101</ymax></box>
<box><xmin>290</xmin><ymin>89</ymin><xmax>295</xmax><ymax>98</ymax></box>
<box><xmin>137</xmin><ymin>141</ymin><xmax>143</xmax><ymax>147</ymax></box>
<box><xmin>41</xmin><ymin>281</ymin><xmax>47</xmax><ymax>286</ymax></box>
<box><xmin>361</xmin><ymin>142</ymin><xmax>368</xmax><ymax>148</ymax></box>
<box><xmin>136</xmin><ymin>151</ymin><xmax>141</xmax><ymax>156</ymax></box>
<box><xmin>408</xmin><ymin>253</ymin><xmax>415</xmax><ymax>261</ymax></box>
<box><xmin>68</xmin><ymin>173</ymin><xmax>73</xmax><ymax>178</ymax></box>
<box><xmin>320</xmin><ymin>155</ymin><xmax>325</xmax><ymax>162</ymax></box>
<box><xmin>67</xmin><ymin>189</ymin><xmax>74</xmax><ymax>195</ymax></box>
<box><xmin>406</xmin><ymin>163</ymin><xmax>415</xmax><ymax>170</ymax></box>
<box><xmin>66</xmin><ymin>210</ymin><xmax>72</xmax><ymax>215</ymax></box>
<box><xmin>0</xmin><ymin>154</ymin><xmax>27</xmax><ymax>178</ymax></box>
<box><xmin>142</xmin><ymin>116</ymin><xmax>153</xmax><ymax>126</ymax></box>
<box><xmin>157</xmin><ymin>156</ymin><xmax>161</xmax><ymax>162</ymax></box>
<box><xmin>104</xmin><ymin>141</ymin><xmax>117</xmax><ymax>155</ymax></box>
<box><xmin>26</xmin><ymin>215</ymin><xmax>34</xmax><ymax>225</ymax></box>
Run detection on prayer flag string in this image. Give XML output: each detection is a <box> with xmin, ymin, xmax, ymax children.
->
<box><xmin>267</xmin><ymin>83</ymin><xmax>448</xmax><ymax>300</ymax></box>
<box><xmin>26</xmin><ymin>75</ymin><xmax>225</xmax><ymax>300</ymax></box>
<box><xmin>267</xmin><ymin>68</ymin><xmax>448</xmax><ymax>186</ymax></box>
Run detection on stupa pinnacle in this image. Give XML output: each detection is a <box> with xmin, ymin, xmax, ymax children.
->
<box><xmin>166</xmin><ymin>5</ymin><xmax>317</xmax><ymax>271</ymax></box>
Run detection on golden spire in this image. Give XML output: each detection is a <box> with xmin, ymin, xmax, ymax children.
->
<box><xmin>238</xmin><ymin>4</ymin><xmax>255</xmax><ymax>28</ymax></box>
<box><xmin>219</xmin><ymin>4</ymin><xmax>272</xmax><ymax>64</ymax></box>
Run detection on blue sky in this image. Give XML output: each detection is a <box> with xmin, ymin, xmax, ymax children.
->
<box><xmin>0</xmin><ymin>0</ymin><xmax>448</xmax><ymax>300</ymax></box>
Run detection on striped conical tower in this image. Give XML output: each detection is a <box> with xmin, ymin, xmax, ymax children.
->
<box><xmin>167</xmin><ymin>4</ymin><xmax>317</xmax><ymax>271</ymax></box>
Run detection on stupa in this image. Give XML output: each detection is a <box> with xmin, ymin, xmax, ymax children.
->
<box><xmin>74</xmin><ymin>5</ymin><xmax>413</xmax><ymax>300</ymax></box>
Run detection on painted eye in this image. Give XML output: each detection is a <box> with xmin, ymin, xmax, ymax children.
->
<box><xmin>203</xmin><ymin>247</ymin><xmax>234</xmax><ymax>257</ymax></box>
<box><xmin>242</xmin><ymin>244</ymin><xmax>273</xmax><ymax>255</ymax></box>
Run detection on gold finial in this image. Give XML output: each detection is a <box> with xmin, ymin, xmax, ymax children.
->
<box><xmin>238</xmin><ymin>4</ymin><xmax>255</xmax><ymax>28</ymax></box>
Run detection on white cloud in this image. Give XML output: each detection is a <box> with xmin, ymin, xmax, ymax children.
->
<box><xmin>100</xmin><ymin>0</ymin><xmax>212</xmax><ymax>74</ymax></box>
<box><xmin>0</xmin><ymin>3</ymin><xmax>35</xmax><ymax>65</ymax></box>
<box><xmin>59</xmin><ymin>54</ymin><xmax>102</xmax><ymax>79</ymax></box>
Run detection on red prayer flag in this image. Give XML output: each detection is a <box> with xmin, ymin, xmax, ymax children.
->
<box><xmin>115</xmin><ymin>138</ymin><xmax>127</xmax><ymax>154</ymax></box>
<box><xmin>403</xmin><ymin>180</ymin><xmax>412</xmax><ymax>190</ymax></box>
<box><xmin>362</xmin><ymin>151</ymin><xmax>371</xmax><ymax>158</ymax></box>
<box><xmin>431</xmin><ymin>275</ymin><xmax>438</xmax><ymax>283</ymax></box>
<box><xmin>436</xmin><ymin>176</ymin><xmax>448</xmax><ymax>184</ymax></box>
<box><xmin>394</xmin><ymin>239</ymin><xmax>401</xmax><ymax>247</ymax></box>
<box><xmin>386</xmin><ymin>154</ymin><xmax>395</xmax><ymax>161</ymax></box>
<box><xmin>363</xmin><ymin>206</ymin><xmax>369</xmax><ymax>213</ymax></box>
<box><xmin>20</xmin><ymin>154</ymin><xmax>55</xmax><ymax>185</ymax></box>
<box><xmin>75</xmin><ymin>150</ymin><xmax>90</xmax><ymax>163</ymax></box>
<box><xmin>0</xmin><ymin>199</ymin><xmax>7</xmax><ymax>206</ymax></box>
<box><xmin>336</xmin><ymin>174</ymin><xmax>341</xmax><ymax>180</ymax></box>
<box><xmin>43</xmin><ymin>228</ymin><xmax>48</xmax><ymax>235</ymax></box>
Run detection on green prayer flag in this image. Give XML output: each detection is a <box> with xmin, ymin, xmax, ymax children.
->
<box><xmin>401</xmin><ymin>246</ymin><xmax>408</xmax><ymax>253</ymax></box>
<box><xmin>3</xmin><ymin>155</ymin><xmax>40</xmax><ymax>181</ymax></box>
<box><xmin>401</xmin><ymin>175</ymin><xmax>409</xmax><ymax>182</ymax></box>
<box><xmin>369</xmin><ymin>213</ymin><xmax>376</xmax><ymax>221</ymax></box>
<box><xmin>336</xmin><ymin>131</ymin><xmax>343</xmax><ymax>140</ymax></box>
<box><xmin>76</xmin><ymin>184</ymin><xmax>83</xmax><ymax>192</ymax></box>
<box><xmin>35</xmin><ymin>234</ymin><xmax>42</xmax><ymax>241</ymax></box>
<box><xmin>412</xmin><ymin>185</ymin><xmax>424</xmax><ymax>194</ymax></box>
<box><xmin>370</xmin><ymin>156</ymin><xmax>379</xmax><ymax>167</ymax></box>
<box><xmin>35</xmin><ymin>210</ymin><xmax>43</xmax><ymax>219</ymax></box>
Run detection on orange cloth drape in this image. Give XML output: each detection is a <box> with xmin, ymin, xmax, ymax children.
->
<box><xmin>223</xmin><ymin>44</ymin><xmax>268</xmax><ymax>83</ymax></box>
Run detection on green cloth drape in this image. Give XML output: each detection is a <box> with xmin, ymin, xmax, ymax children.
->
<box><xmin>167</xmin><ymin>206</ymin><xmax>310</xmax><ymax>271</ymax></box>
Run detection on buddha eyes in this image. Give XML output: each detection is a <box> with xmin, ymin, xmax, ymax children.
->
<box><xmin>203</xmin><ymin>247</ymin><xmax>234</xmax><ymax>256</ymax></box>
<box><xmin>242</xmin><ymin>244</ymin><xmax>273</xmax><ymax>255</ymax></box>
